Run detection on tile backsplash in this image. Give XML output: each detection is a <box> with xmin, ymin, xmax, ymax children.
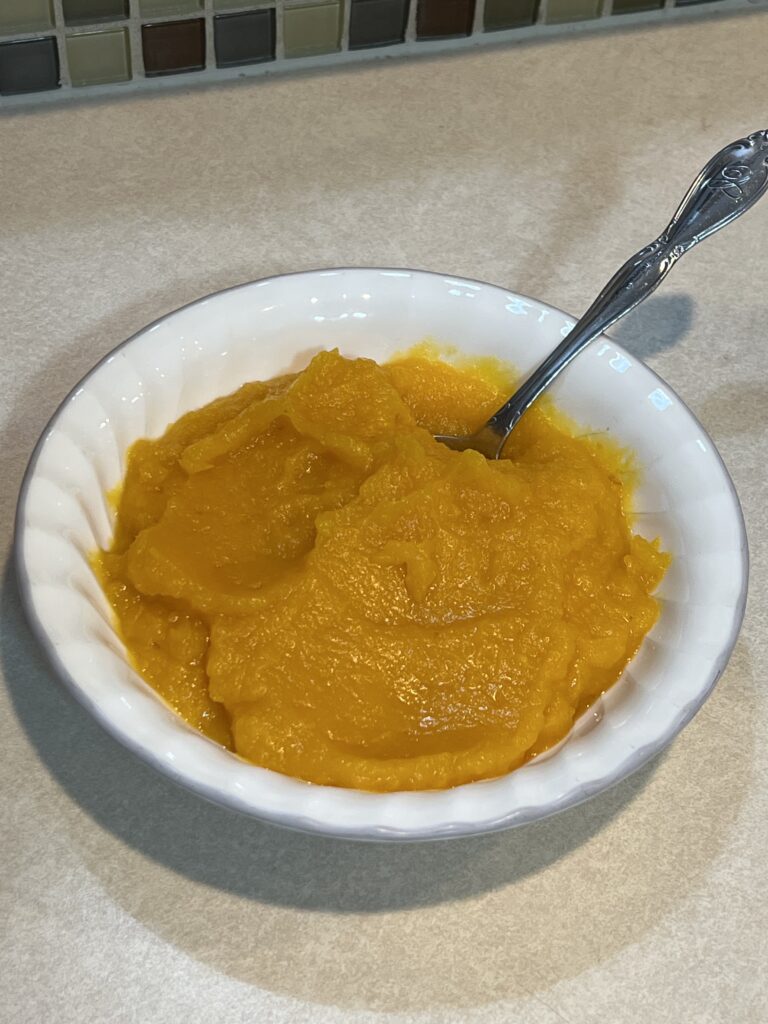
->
<box><xmin>0</xmin><ymin>0</ymin><xmax>763</xmax><ymax>104</ymax></box>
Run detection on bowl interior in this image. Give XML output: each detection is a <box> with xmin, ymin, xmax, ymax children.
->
<box><xmin>16</xmin><ymin>269</ymin><xmax>747</xmax><ymax>839</ymax></box>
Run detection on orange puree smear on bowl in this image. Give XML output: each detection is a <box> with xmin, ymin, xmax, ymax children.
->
<box><xmin>94</xmin><ymin>346</ymin><xmax>669</xmax><ymax>791</ymax></box>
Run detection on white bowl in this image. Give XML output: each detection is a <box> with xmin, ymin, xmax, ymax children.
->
<box><xmin>15</xmin><ymin>269</ymin><xmax>748</xmax><ymax>841</ymax></box>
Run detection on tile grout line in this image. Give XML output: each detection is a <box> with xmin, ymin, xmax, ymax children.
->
<box><xmin>405</xmin><ymin>0</ymin><xmax>417</xmax><ymax>42</ymax></box>
<box><xmin>204</xmin><ymin>0</ymin><xmax>215</xmax><ymax>70</ymax></box>
<box><xmin>127</xmin><ymin>0</ymin><xmax>146</xmax><ymax>78</ymax></box>
<box><xmin>473</xmin><ymin>0</ymin><xmax>486</xmax><ymax>35</ymax></box>
<box><xmin>275</xmin><ymin>1</ymin><xmax>285</xmax><ymax>60</ymax></box>
<box><xmin>340</xmin><ymin>0</ymin><xmax>351</xmax><ymax>51</ymax></box>
<box><xmin>51</xmin><ymin>0</ymin><xmax>71</xmax><ymax>87</ymax></box>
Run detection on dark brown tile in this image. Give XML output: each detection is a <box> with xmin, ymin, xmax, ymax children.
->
<box><xmin>142</xmin><ymin>18</ymin><xmax>205</xmax><ymax>76</ymax></box>
<box><xmin>416</xmin><ymin>0</ymin><xmax>475</xmax><ymax>39</ymax></box>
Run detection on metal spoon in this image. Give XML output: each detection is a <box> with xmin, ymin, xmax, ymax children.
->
<box><xmin>436</xmin><ymin>130</ymin><xmax>768</xmax><ymax>459</ymax></box>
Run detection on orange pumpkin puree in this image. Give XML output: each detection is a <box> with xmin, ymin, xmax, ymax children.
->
<box><xmin>94</xmin><ymin>346</ymin><xmax>668</xmax><ymax>791</ymax></box>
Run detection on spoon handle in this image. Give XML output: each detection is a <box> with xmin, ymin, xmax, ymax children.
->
<box><xmin>486</xmin><ymin>130</ymin><xmax>768</xmax><ymax>451</ymax></box>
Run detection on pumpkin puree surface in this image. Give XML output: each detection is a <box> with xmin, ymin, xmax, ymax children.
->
<box><xmin>95</xmin><ymin>347</ymin><xmax>669</xmax><ymax>791</ymax></box>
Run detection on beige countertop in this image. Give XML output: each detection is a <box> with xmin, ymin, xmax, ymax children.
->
<box><xmin>2</xmin><ymin>10</ymin><xmax>767</xmax><ymax>1023</ymax></box>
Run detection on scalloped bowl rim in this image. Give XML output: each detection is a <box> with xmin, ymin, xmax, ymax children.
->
<box><xmin>14</xmin><ymin>267</ymin><xmax>749</xmax><ymax>841</ymax></box>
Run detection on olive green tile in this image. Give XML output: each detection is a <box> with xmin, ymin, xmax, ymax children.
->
<box><xmin>66</xmin><ymin>27</ymin><xmax>131</xmax><ymax>86</ymax></box>
<box><xmin>0</xmin><ymin>0</ymin><xmax>54</xmax><ymax>35</ymax></box>
<box><xmin>484</xmin><ymin>0</ymin><xmax>539</xmax><ymax>31</ymax></box>
<box><xmin>284</xmin><ymin>3</ymin><xmax>342</xmax><ymax>58</ymax></box>
<box><xmin>139</xmin><ymin>0</ymin><xmax>203</xmax><ymax>18</ymax></box>
<box><xmin>545</xmin><ymin>0</ymin><xmax>603</xmax><ymax>23</ymax></box>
